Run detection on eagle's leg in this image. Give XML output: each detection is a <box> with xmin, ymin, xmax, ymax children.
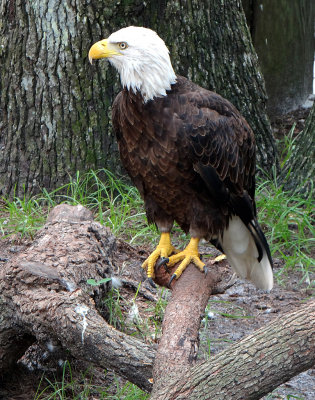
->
<box><xmin>142</xmin><ymin>232</ymin><xmax>178</xmax><ymax>281</ymax></box>
<box><xmin>166</xmin><ymin>237</ymin><xmax>206</xmax><ymax>282</ymax></box>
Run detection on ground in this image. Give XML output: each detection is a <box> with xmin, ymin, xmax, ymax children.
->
<box><xmin>271</xmin><ymin>105</ymin><xmax>312</xmax><ymax>142</ymax></box>
<box><xmin>0</xmin><ymin>106</ymin><xmax>314</xmax><ymax>399</ymax></box>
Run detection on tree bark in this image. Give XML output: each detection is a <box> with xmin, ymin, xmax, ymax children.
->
<box><xmin>151</xmin><ymin>299</ymin><xmax>315</xmax><ymax>399</ymax></box>
<box><xmin>152</xmin><ymin>263</ymin><xmax>223</xmax><ymax>395</ymax></box>
<box><xmin>0</xmin><ymin>204</ymin><xmax>154</xmax><ymax>392</ymax></box>
<box><xmin>281</xmin><ymin>102</ymin><xmax>315</xmax><ymax>195</ymax></box>
<box><xmin>0</xmin><ymin>0</ymin><xmax>277</xmax><ymax>197</ymax></box>
<box><xmin>0</xmin><ymin>0</ymin><xmax>121</xmax><ymax>197</ymax></box>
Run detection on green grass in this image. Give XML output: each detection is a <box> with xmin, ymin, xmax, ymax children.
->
<box><xmin>86</xmin><ymin>276</ymin><xmax>167</xmax><ymax>342</ymax></box>
<box><xmin>0</xmin><ymin>191</ymin><xmax>46</xmax><ymax>239</ymax></box>
<box><xmin>1</xmin><ymin>167</ymin><xmax>313</xmax><ymax>279</ymax></box>
<box><xmin>0</xmin><ymin>169</ymin><xmax>158</xmax><ymax>245</ymax></box>
<box><xmin>204</xmin><ymin>300</ymin><xmax>253</xmax><ymax>322</ymax></box>
<box><xmin>256</xmin><ymin>176</ymin><xmax>314</xmax><ymax>284</ymax></box>
<box><xmin>34</xmin><ymin>361</ymin><xmax>149</xmax><ymax>400</ymax></box>
<box><xmin>265</xmin><ymin>392</ymin><xmax>305</xmax><ymax>400</ymax></box>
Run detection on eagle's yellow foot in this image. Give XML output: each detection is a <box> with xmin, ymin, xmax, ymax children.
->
<box><xmin>166</xmin><ymin>237</ymin><xmax>206</xmax><ymax>285</ymax></box>
<box><xmin>142</xmin><ymin>232</ymin><xmax>178</xmax><ymax>286</ymax></box>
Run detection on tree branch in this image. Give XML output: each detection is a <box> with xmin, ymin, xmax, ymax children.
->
<box><xmin>152</xmin><ymin>262</ymin><xmax>224</xmax><ymax>394</ymax></box>
<box><xmin>150</xmin><ymin>299</ymin><xmax>315</xmax><ymax>399</ymax></box>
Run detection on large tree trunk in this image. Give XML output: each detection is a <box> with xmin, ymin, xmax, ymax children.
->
<box><xmin>281</xmin><ymin>102</ymin><xmax>315</xmax><ymax>195</ymax></box>
<box><xmin>0</xmin><ymin>0</ymin><xmax>277</xmax><ymax>197</ymax></box>
<box><xmin>1</xmin><ymin>205</ymin><xmax>314</xmax><ymax>398</ymax></box>
<box><xmin>243</xmin><ymin>0</ymin><xmax>314</xmax><ymax>116</ymax></box>
<box><xmin>0</xmin><ymin>0</ymin><xmax>119</xmax><ymax>197</ymax></box>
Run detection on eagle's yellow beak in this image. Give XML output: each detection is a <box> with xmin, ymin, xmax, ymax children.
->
<box><xmin>88</xmin><ymin>39</ymin><xmax>120</xmax><ymax>64</ymax></box>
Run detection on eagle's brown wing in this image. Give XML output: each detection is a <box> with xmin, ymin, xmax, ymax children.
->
<box><xmin>181</xmin><ymin>84</ymin><xmax>256</xmax><ymax>202</ymax></box>
<box><xmin>177</xmin><ymin>79</ymin><xmax>271</xmax><ymax>265</ymax></box>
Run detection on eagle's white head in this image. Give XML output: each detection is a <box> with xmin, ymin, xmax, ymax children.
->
<box><xmin>88</xmin><ymin>26</ymin><xmax>177</xmax><ymax>102</ymax></box>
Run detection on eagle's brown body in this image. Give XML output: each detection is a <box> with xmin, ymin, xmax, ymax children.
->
<box><xmin>112</xmin><ymin>76</ymin><xmax>256</xmax><ymax>241</ymax></box>
<box><xmin>89</xmin><ymin>26</ymin><xmax>273</xmax><ymax>289</ymax></box>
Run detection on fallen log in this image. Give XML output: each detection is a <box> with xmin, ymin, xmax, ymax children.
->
<box><xmin>0</xmin><ymin>204</ymin><xmax>154</xmax><ymax>392</ymax></box>
<box><xmin>152</xmin><ymin>262</ymin><xmax>224</xmax><ymax>395</ymax></box>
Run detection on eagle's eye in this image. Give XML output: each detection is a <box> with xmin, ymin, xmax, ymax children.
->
<box><xmin>118</xmin><ymin>42</ymin><xmax>128</xmax><ymax>50</ymax></box>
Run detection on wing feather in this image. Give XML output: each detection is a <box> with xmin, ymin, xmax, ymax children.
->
<box><xmin>181</xmin><ymin>86</ymin><xmax>255</xmax><ymax>198</ymax></box>
<box><xmin>178</xmin><ymin>78</ymin><xmax>272</xmax><ymax>273</ymax></box>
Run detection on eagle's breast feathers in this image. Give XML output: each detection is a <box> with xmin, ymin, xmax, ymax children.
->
<box><xmin>112</xmin><ymin>76</ymin><xmax>255</xmax><ymax>235</ymax></box>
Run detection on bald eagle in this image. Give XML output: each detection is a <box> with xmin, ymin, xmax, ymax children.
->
<box><xmin>89</xmin><ymin>26</ymin><xmax>273</xmax><ymax>291</ymax></box>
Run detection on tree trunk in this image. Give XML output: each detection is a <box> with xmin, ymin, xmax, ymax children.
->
<box><xmin>243</xmin><ymin>0</ymin><xmax>314</xmax><ymax>116</ymax></box>
<box><xmin>0</xmin><ymin>205</ymin><xmax>314</xmax><ymax>398</ymax></box>
<box><xmin>281</xmin><ymin>102</ymin><xmax>315</xmax><ymax>195</ymax></box>
<box><xmin>0</xmin><ymin>0</ymin><xmax>120</xmax><ymax>197</ymax></box>
<box><xmin>0</xmin><ymin>0</ymin><xmax>277</xmax><ymax>197</ymax></box>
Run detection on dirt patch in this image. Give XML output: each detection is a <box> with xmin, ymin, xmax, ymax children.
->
<box><xmin>271</xmin><ymin>105</ymin><xmax>311</xmax><ymax>141</ymax></box>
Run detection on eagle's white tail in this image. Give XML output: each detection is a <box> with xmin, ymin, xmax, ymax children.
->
<box><xmin>221</xmin><ymin>216</ymin><xmax>273</xmax><ymax>291</ymax></box>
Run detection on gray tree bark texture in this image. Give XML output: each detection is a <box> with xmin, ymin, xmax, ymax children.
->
<box><xmin>243</xmin><ymin>0</ymin><xmax>315</xmax><ymax>116</ymax></box>
<box><xmin>1</xmin><ymin>205</ymin><xmax>314</xmax><ymax>398</ymax></box>
<box><xmin>0</xmin><ymin>0</ymin><xmax>277</xmax><ymax>197</ymax></box>
<box><xmin>281</xmin><ymin>102</ymin><xmax>315</xmax><ymax>195</ymax></box>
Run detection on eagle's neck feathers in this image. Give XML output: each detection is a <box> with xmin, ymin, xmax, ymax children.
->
<box><xmin>110</xmin><ymin>52</ymin><xmax>176</xmax><ymax>103</ymax></box>
<box><xmin>107</xmin><ymin>27</ymin><xmax>177</xmax><ymax>102</ymax></box>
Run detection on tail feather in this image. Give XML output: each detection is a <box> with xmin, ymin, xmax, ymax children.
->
<box><xmin>248</xmin><ymin>219</ymin><xmax>273</xmax><ymax>266</ymax></box>
<box><xmin>221</xmin><ymin>216</ymin><xmax>273</xmax><ymax>291</ymax></box>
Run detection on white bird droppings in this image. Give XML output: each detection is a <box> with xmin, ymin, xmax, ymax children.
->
<box><xmin>111</xmin><ymin>276</ymin><xmax>122</xmax><ymax>288</ymax></box>
<box><xmin>47</xmin><ymin>340</ymin><xmax>55</xmax><ymax>352</ymax></box>
<box><xmin>75</xmin><ymin>305</ymin><xmax>89</xmax><ymax>344</ymax></box>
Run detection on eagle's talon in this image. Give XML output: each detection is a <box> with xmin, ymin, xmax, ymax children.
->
<box><xmin>168</xmin><ymin>273</ymin><xmax>177</xmax><ymax>288</ymax></box>
<box><xmin>156</xmin><ymin>257</ymin><xmax>169</xmax><ymax>269</ymax></box>
<box><xmin>163</xmin><ymin>264</ymin><xmax>170</xmax><ymax>272</ymax></box>
<box><xmin>203</xmin><ymin>265</ymin><xmax>208</xmax><ymax>276</ymax></box>
<box><xmin>142</xmin><ymin>233</ymin><xmax>176</xmax><ymax>280</ymax></box>
<box><xmin>148</xmin><ymin>277</ymin><xmax>157</xmax><ymax>288</ymax></box>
